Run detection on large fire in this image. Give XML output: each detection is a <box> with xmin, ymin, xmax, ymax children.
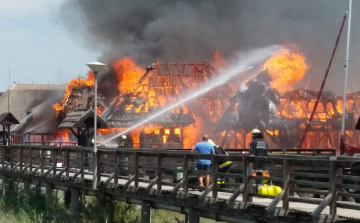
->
<box><xmin>264</xmin><ymin>50</ymin><xmax>310</xmax><ymax>92</ymax></box>
<box><xmin>113</xmin><ymin>57</ymin><xmax>145</xmax><ymax>95</ymax></box>
<box><xmin>52</xmin><ymin>71</ymin><xmax>95</xmax><ymax>116</ymax></box>
<box><xmin>52</xmin><ymin>57</ymin><xmax>204</xmax><ymax>147</ymax></box>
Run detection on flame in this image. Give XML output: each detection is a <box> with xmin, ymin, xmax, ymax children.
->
<box><xmin>98</xmin><ymin>128</ymin><xmax>125</xmax><ymax>137</ymax></box>
<box><xmin>131</xmin><ymin>128</ymin><xmax>141</xmax><ymax>148</ymax></box>
<box><xmin>264</xmin><ymin>50</ymin><xmax>309</xmax><ymax>92</ymax></box>
<box><xmin>183</xmin><ymin>112</ymin><xmax>203</xmax><ymax>149</ymax></box>
<box><xmin>336</xmin><ymin>99</ymin><xmax>353</xmax><ymax>114</ymax></box>
<box><xmin>211</xmin><ymin>50</ymin><xmax>226</xmax><ymax>70</ymax></box>
<box><xmin>52</xmin><ymin>71</ymin><xmax>95</xmax><ymax>116</ymax></box>
<box><xmin>266</xmin><ymin>130</ymin><xmax>279</xmax><ymax>136</ymax></box>
<box><xmin>113</xmin><ymin>57</ymin><xmax>145</xmax><ymax>95</ymax></box>
<box><xmin>56</xmin><ymin>129</ymin><xmax>69</xmax><ymax>142</ymax></box>
<box><xmin>52</xmin><ymin>56</ymin><xmax>208</xmax><ymax>149</ymax></box>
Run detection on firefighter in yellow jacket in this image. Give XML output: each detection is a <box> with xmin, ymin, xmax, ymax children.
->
<box><xmin>208</xmin><ymin>139</ymin><xmax>233</xmax><ymax>188</ymax></box>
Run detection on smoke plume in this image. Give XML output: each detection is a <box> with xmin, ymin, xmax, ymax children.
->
<box><xmin>59</xmin><ymin>0</ymin><xmax>360</xmax><ymax>94</ymax></box>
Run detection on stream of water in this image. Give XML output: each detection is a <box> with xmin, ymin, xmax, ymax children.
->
<box><xmin>99</xmin><ymin>45</ymin><xmax>282</xmax><ymax>146</ymax></box>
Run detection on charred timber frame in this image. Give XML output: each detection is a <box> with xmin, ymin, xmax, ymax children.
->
<box><xmin>217</xmin><ymin>90</ymin><xmax>360</xmax><ymax>149</ymax></box>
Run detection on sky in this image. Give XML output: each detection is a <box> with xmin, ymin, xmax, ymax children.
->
<box><xmin>0</xmin><ymin>0</ymin><xmax>359</xmax><ymax>95</ymax></box>
<box><xmin>0</xmin><ymin>0</ymin><xmax>98</xmax><ymax>92</ymax></box>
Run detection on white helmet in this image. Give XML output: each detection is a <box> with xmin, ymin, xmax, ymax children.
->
<box><xmin>208</xmin><ymin>139</ymin><xmax>215</xmax><ymax>146</ymax></box>
<box><xmin>92</xmin><ymin>139</ymin><xmax>94</xmax><ymax>144</ymax></box>
<box><xmin>251</xmin><ymin>129</ymin><xmax>261</xmax><ymax>134</ymax></box>
<box><xmin>121</xmin><ymin>135</ymin><xmax>126</xmax><ymax>139</ymax></box>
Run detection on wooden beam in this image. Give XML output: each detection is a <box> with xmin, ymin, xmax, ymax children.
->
<box><xmin>70</xmin><ymin>128</ymin><xmax>78</xmax><ymax>138</ymax></box>
<box><xmin>226</xmin><ymin>184</ymin><xmax>245</xmax><ymax>204</ymax></box>
<box><xmin>171</xmin><ymin>179</ymin><xmax>184</xmax><ymax>195</ymax></box>
<box><xmin>145</xmin><ymin>177</ymin><xmax>158</xmax><ymax>192</ymax></box>
<box><xmin>199</xmin><ymin>183</ymin><xmax>214</xmax><ymax>201</ymax></box>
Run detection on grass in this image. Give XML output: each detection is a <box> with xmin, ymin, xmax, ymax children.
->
<box><xmin>0</xmin><ymin>182</ymin><xmax>221</xmax><ymax>223</ymax></box>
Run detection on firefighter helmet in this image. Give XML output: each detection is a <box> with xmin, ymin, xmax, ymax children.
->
<box><xmin>251</xmin><ymin>129</ymin><xmax>261</xmax><ymax>134</ymax></box>
<box><xmin>208</xmin><ymin>139</ymin><xmax>215</xmax><ymax>146</ymax></box>
<box><xmin>121</xmin><ymin>135</ymin><xmax>126</xmax><ymax>139</ymax></box>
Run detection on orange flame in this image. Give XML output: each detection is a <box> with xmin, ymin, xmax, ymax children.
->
<box><xmin>211</xmin><ymin>50</ymin><xmax>226</xmax><ymax>70</ymax></box>
<box><xmin>113</xmin><ymin>57</ymin><xmax>145</xmax><ymax>95</ymax></box>
<box><xmin>52</xmin><ymin>71</ymin><xmax>95</xmax><ymax>116</ymax></box>
<box><xmin>264</xmin><ymin>50</ymin><xmax>309</xmax><ymax>92</ymax></box>
<box><xmin>183</xmin><ymin>112</ymin><xmax>203</xmax><ymax>149</ymax></box>
<box><xmin>56</xmin><ymin>129</ymin><xmax>69</xmax><ymax>142</ymax></box>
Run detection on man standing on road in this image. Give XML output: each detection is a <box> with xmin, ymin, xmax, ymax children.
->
<box><xmin>191</xmin><ymin>135</ymin><xmax>215</xmax><ymax>187</ymax></box>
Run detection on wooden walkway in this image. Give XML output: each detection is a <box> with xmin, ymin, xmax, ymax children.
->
<box><xmin>0</xmin><ymin>145</ymin><xmax>360</xmax><ymax>222</ymax></box>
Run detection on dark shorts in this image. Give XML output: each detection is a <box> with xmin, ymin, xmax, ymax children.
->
<box><xmin>197</xmin><ymin>164</ymin><xmax>212</xmax><ymax>172</ymax></box>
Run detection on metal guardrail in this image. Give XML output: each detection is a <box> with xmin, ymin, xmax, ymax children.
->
<box><xmin>0</xmin><ymin>145</ymin><xmax>358</xmax><ymax>220</ymax></box>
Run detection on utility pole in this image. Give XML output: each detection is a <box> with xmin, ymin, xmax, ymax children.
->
<box><xmin>340</xmin><ymin>0</ymin><xmax>352</xmax><ymax>156</ymax></box>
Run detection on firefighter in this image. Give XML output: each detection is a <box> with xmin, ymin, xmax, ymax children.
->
<box><xmin>249</xmin><ymin>129</ymin><xmax>269</xmax><ymax>187</ymax></box>
<box><xmin>208</xmin><ymin>139</ymin><xmax>233</xmax><ymax>188</ymax></box>
<box><xmin>118</xmin><ymin>135</ymin><xmax>128</xmax><ymax>148</ymax></box>
<box><xmin>250</xmin><ymin>129</ymin><xmax>268</xmax><ymax>157</ymax></box>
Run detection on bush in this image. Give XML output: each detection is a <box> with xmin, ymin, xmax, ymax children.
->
<box><xmin>0</xmin><ymin>182</ymin><xmax>218</xmax><ymax>223</ymax></box>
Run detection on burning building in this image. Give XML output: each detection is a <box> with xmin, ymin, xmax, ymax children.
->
<box><xmin>215</xmin><ymin>50</ymin><xmax>360</xmax><ymax>150</ymax></box>
<box><xmin>52</xmin><ymin>57</ymin><xmax>233</xmax><ymax>149</ymax></box>
<box><xmin>7</xmin><ymin>47</ymin><xmax>360</xmax><ymax>151</ymax></box>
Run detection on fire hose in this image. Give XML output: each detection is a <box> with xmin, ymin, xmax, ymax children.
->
<box><xmin>299</xmin><ymin>10</ymin><xmax>348</xmax><ymax>148</ymax></box>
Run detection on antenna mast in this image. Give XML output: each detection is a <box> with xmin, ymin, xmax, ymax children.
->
<box><xmin>8</xmin><ymin>67</ymin><xmax>10</xmax><ymax>112</ymax></box>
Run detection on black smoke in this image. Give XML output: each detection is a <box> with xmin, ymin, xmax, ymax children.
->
<box><xmin>59</xmin><ymin>0</ymin><xmax>360</xmax><ymax>94</ymax></box>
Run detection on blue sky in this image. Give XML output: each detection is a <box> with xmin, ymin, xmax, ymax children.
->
<box><xmin>0</xmin><ymin>0</ymin><xmax>98</xmax><ymax>92</ymax></box>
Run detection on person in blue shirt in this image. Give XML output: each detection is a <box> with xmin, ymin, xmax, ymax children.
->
<box><xmin>191</xmin><ymin>135</ymin><xmax>215</xmax><ymax>187</ymax></box>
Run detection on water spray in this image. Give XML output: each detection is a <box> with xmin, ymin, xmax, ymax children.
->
<box><xmin>99</xmin><ymin>45</ymin><xmax>282</xmax><ymax>146</ymax></box>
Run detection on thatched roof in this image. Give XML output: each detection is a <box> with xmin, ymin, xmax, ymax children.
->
<box><xmin>0</xmin><ymin>112</ymin><xmax>19</xmax><ymax>125</ymax></box>
<box><xmin>58</xmin><ymin>109</ymin><xmax>108</xmax><ymax>129</ymax></box>
<box><xmin>0</xmin><ymin>84</ymin><xmax>65</xmax><ymax>121</ymax></box>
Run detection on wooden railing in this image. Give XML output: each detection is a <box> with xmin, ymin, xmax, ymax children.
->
<box><xmin>0</xmin><ymin>145</ymin><xmax>359</xmax><ymax>219</ymax></box>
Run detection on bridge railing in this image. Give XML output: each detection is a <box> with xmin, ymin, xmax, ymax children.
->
<box><xmin>0</xmin><ymin>145</ymin><xmax>359</xmax><ymax>218</ymax></box>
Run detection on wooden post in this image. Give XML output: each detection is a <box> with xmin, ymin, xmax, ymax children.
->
<box><xmin>3</xmin><ymin>176</ymin><xmax>10</xmax><ymax>205</ymax></box>
<box><xmin>183</xmin><ymin>154</ymin><xmax>189</xmax><ymax>195</ymax></box>
<box><xmin>66</xmin><ymin>149</ymin><xmax>70</xmax><ymax>177</ymax></box>
<box><xmin>64</xmin><ymin>190</ymin><xmax>71</xmax><ymax>208</ymax></box>
<box><xmin>45</xmin><ymin>183</ymin><xmax>52</xmax><ymax>210</ymax></box>
<box><xmin>141</xmin><ymin>201</ymin><xmax>151</xmax><ymax>223</ymax></box>
<box><xmin>10</xmin><ymin>146</ymin><xmax>14</xmax><ymax>169</ymax></box>
<box><xmin>242</xmin><ymin>157</ymin><xmax>252</xmax><ymax>203</ymax></box>
<box><xmin>103</xmin><ymin>196</ymin><xmax>114</xmax><ymax>223</ymax></box>
<box><xmin>36</xmin><ymin>185</ymin><xmax>41</xmax><ymax>197</ymax></box>
<box><xmin>134</xmin><ymin>152</ymin><xmax>139</xmax><ymax>189</ymax></box>
<box><xmin>2</xmin><ymin>146</ymin><xmax>5</xmax><ymax>169</ymax></box>
<box><xmin>282</xmin><ymin>160</ymin><xmax>290</xmax><ymax>210</ymax></box>
<box><xmin>329</xmin><ymin>158</ymin><xmax>337</xmax><ymax>216</ymax></box>
<box><xmin>96</xmin><ymin>152</ymin><xmax>101</xmax><ymax>183</ymax></box>
<box><xmin>19</xmin><ymin>147</ymin><xmax>23</xmax><ymax>170</ymax></box>
<box><xmin>114</xmin><ymin>151</ymin><xmax>119</xmax><ymax>186</ymax></box>
<box><xmin>157</xmin><ymin>153</ymin><xmax>162</xmax><ymax>191</ymax></box>
<box><xmin>24</xmin><ymin>179</ymin><xmax>30</xmax><ymax>196</ymax></box>
<box><xmin>29</xmin><ymin>147</ymin><xmax>33</xmax><ymax>173</ymax></box>
<box><xmin>81</xmin><ymin>150</ymin><xmax>85</xmax><ymax>181</ymax></box>
<box><xmin>189</xmin><ymin>208</ymin><xmax>200</xmax><ymax>223</ymax></box>
<box><xmin>71</xmin><ymin>187</ymin><xmax>80</xmax><ymax>223</ymax></box>
<box><xmin>41</xmin><ymin>148</ymin><xmax>45</xmax><ymax>173</ymax></box>
<box><xmin>52</xmin><ymin>148</ymin><xmax>57</xmax><ymax>176</ymax></box>
<box><xmin>212</xmin><ymin>155</ymin><xmax>218</xmax><ymax>198</ymax></box>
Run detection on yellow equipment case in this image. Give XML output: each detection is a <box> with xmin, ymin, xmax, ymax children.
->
<box><xmin>257</xmin><ymin>184</ymin><xmax>282</xmax><ymax>196</ymax></box>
